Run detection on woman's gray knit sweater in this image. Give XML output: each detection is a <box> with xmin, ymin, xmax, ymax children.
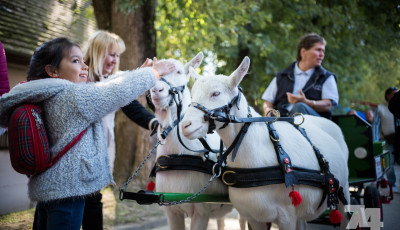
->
<box><xmin>0</xmin><ymin>68</ymin><xmax>156</xmax><ymax>202</ymax></box>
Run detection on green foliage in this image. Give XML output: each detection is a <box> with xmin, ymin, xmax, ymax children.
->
<box><xmin>156</xmin><ymin>0</ymin><xmax>400</xmax><ymax>112</ymax></box>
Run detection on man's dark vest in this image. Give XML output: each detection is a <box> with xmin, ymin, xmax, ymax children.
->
<box><xmin>273</xmin><ymin>62</ymin><xmax>336</xmax><ymax>119</ymax></box>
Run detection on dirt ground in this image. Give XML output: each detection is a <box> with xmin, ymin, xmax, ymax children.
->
<box><xmin>0</xmin><ymin>187</ymin><xmax>164</xmax><ymax>230</ymax></box>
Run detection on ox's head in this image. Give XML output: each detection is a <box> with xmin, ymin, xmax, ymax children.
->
<box><xmin>150</xmin><ymin>52</ymin><xmax>204</xmax><ymax>110</ymax></box>
<box><xmin>181</xmin><ymin>56</ymin><xmax>250</xmax><ymax>140</ymax></box>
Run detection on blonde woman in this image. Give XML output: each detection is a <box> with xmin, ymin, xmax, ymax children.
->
<box><xmin>82</xmin><ymin>30</ymin><xmax>173</xmax><ymax>229</ymax></box>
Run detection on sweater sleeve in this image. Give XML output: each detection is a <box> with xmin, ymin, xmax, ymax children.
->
<box><xmin>0</xmin><ymin>41</ymin><xmax>10</xmax><ymax>96</ymax></box>
<box><xmin>121</xmin><ymin>100</ymin><xmax>157</xmax><ymax>130</ymax></box>
<box><xmin>69</xmin><ymin>67</ymin><xmax>157</xmax><ymax>124</ymax></box>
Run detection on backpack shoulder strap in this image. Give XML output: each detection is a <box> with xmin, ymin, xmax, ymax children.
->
<box><xmin>48</xmin><ymin>129</ymin><xmax>87</xmax><ymax>167</ymax></box>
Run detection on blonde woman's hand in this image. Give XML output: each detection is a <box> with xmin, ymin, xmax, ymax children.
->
<box><xmin>152</xmin><ymin>57</ymin><xmax>176</xmax><ymax>77</ymax></box>
<box><xmin>140</xmin><ymin>58</ymin><xmax>153</xmax><ymax>68</ymax></box>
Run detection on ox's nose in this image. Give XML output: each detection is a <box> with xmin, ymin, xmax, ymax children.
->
<box><xmin>151</xmin><ymin>85</ymin><xmax>164</xmax><ymax>93</ymax></box>
<box><xmin>181</xmin><ymin>120</ymin><xmax>192</xmax><ymax>130</ymax></box>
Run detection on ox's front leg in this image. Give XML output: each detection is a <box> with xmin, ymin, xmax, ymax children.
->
<box><xmin>216</xmin><ymin>217</ymin><xmax>225</xmax><ymax>230</ymax></box>
<box><xmin>247</xmin><ymin>218</ymin><xmax>268</xmax><ymax>230</ymax></box>
<box><xmin>276</xmin><ymin>219</ymin><xmax>297</xmax><ymax>230</ymax></box>
<box><xmin>238</xmin><ymin>215</ymin><xmax>247</xmax><ymax>230</ymax></box>
<box><xmin>164</xmin><ymin>207</ymin><xmax>185</xmax><ymax>230</ymax></box>
<box><xmin>190</xmin><ymin>212</ymin><xmax>209</xmax><ymax>230</ymax></box>
<box><xmin>296</xmin><ymin>220</ymin><xmax>307</xmax><ymax>230</ymax></box>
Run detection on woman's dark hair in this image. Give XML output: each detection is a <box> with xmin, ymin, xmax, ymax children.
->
<box><xmin>296</xmin><ymin>33</ymin><xmax>326</xmax><ymax>62</ymax></box>
<box><xmin>27</xmin><ymin>38</ymin><xmax>79</xmax><ymax>81</ymax></box>
<box><xmin>385</xmin><ymin>87</ymin><xmax>399</xmax><ymax>101</ymax></box>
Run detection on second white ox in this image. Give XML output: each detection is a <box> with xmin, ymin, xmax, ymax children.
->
<box><xmin>150</xmin><ymin>53</ymin><xmax>242</xmax><ymax>230</ymax></box>
<box><xmin>180</xmin><ymin>56</ymin><xmax>350</xmax><ymax>230</ymax></box>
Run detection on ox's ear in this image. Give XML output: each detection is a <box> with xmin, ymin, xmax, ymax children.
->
<box><xmin>189</xmin><ymin>66</ymin><xmax>202</xmax><ymax>81</ymax></box>
<box><xmin>184</xmin><ymin>52</ymin><xmax>204</xmax><ymax>75</ymax></box>
<box><xmin>229</xmin><ymin>56</ymin><xmax>250</xmax><ymax>89</ymax></box>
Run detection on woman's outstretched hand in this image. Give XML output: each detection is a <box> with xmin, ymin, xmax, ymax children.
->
<box><xmin>152</xmin><ymin>57</ymin><xmax>176</xmax><ymax>77</ymax></box>
<box><xmin>140</xmin><ymin>58</ymin><xmax>153</xmax><ymax>68</ymax></box>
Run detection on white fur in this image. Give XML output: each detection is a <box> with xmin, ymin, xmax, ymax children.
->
<box><xmin>151</xmin><ymin>53</ymin><xmax>238</xmax><ymax>230</ymax></box>
<box><xmin>181</xmin><ymin>57</ymin><xmax>350</xmax><ymax>230</ymax></box>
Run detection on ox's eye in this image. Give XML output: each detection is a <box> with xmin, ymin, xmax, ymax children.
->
<box><xmin>212</xmin><ymin>91</ymin><xmax>220</xmax><ymax>97</ymax></box>
<box><xmin>177</xmin><ymin>70</ymin><xmax>182</xmax><ymax>74</ymax></box>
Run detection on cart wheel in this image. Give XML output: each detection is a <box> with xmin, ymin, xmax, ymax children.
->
<box><xmin>364</xmin><ymin>185</ymin><xmax>383</xmax><ymax>221</ymax></box>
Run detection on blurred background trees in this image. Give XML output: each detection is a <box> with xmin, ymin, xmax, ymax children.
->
<box><xmin>156</xmin><ymin>0</ymin><xmax>400</xmax><ymax>112</ymax></box>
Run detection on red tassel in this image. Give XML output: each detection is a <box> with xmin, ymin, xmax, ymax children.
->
<box><xmin>329</xmin><ymin>209</ymin><xmax>343</xmax><ymax>224</ymax></box>
<box><xmin>289</xmin><ymin>190</ymin><xmax>302</xmax><ymax>207</ymax></box>
<box><xmin>146</xmin><ymin>181</ymin><xmax>155</xmax><ymax>191</ymax></box>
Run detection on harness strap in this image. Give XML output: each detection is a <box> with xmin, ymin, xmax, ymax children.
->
<box><xmin>198</xmin><ymin>137</ymin><xmax>219</xmax><ymax>154</ymax></box>
<box><xmin>222</xmin><ymin>166</ymin><xmax>325</xmax><ymax>188</ymax></box>
<box><xmin>151</xmin><ymin>154</ymin><xmax>219</xmax><ymax>177</ymax></box>
<box><xmin>267</xmin><ymin>122</ymin><xmax>298</xmax><ymax>187</ymax></box>
<box><xmin>292</xmin><ymin>125</ymin><xmax>328</xmax><ymax>173</ymax></box>
<box><xmin>190</xmin><ymin>104</ymin><xmax>295</xmax><ymax>125</ymax></box>
<box><xmin>220</xmin><ymin>123</ymin><xmax>251</xmax><ymax>162</ymax></box>
<box><xmin>121</xmin><ymin>190</ymin><xmax>161</xmax><ymax>205</ymax></box>
<box><xmin>159</xmin><ymin>114</ymin><xmax>185</xmax><ymax>139</ymax></box>
<box><xmin>211</xmin><ymin>111</ymin><xmax>295</xmax><ymax>123</ymax></box>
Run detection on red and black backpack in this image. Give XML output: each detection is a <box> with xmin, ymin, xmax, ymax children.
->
<box><xmin>8</xmin><ymin>104</ymin><xmax>85</xmax><ymax>176</ymax></box>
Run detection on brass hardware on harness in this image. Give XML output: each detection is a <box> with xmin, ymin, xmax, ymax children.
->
<box><xmin>222</xmin><ymin>170</ymin><xmax>236</xmax><ymax>186</ymax></box>
<box><xmin>291</xmin><ymin>113</ymin><xmax>305</xmax><ymax>126</ymax></box>
<box><xmin>270</xmin><ymin>134</ymin><xmax>279</xmax><ymax>142</ymax></box>
<box><xmin>266</xmin><ymin>109</ymin><xmax>280</xmax><ymax>123</ymax></box>
<box><xmin>156</xmin><ymin>155</ymin><xmax>170</xmax><ymax>169</ymax></box>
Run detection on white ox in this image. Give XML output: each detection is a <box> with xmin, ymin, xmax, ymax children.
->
<box><xmin>150</xmin><ymin>53</ymin><xmax>243</xmax><ymax>230</ymax></box>
<box><xmin>180</xmin><ymin>56</ymin><xmax>350</xmax><ymax>230</ymax></box>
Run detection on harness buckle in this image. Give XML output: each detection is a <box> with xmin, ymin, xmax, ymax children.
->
<box><xmin>270</xmin><ymin>134</ymin><xmax>280</xmax><ymax>142</ymax></box>
<box><xmin>222</xmin><ymin>170</ymin><xmax>236</xmax><ymax>186</ymax></box>
<box><xmin>156</xmin><ymin>155</ymin><xmax>170</xmax><ymax>169</ymax></box>
<box><xmin>119</xmin><ymin>189</ymin><xmax>125</xmax><ymax>201</ymax></box>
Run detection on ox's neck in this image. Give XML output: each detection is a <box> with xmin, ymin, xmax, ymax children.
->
<box><xmin>155</xmin><ymin>88</ymin><xmax>205</xmax><ymax>155</ymax></box>
<box><xmin>216</xmin><ymin>92</ymin><xmax>273</xmax><ymax>167</ymax></box>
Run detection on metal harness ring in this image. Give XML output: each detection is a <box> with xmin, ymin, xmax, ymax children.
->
<box><xmin>212</xmin><ymin>163</ymin><xmax>222</xmax><ymax>177</ymax></box>
<box><xmin>266</xmin><ymin>109</ymin><xmax>280</xmax><ymax>123</ymax></box>
<box><xmin>222</xmin><ymin>170</ymin><xmax>236</xmax><ymax>186</ymax></box>
<box><xmin>291</xmin><ymin>112</ymin><xmax>305</xmax><ymax>126</ymax></box>
<box><xmin>156</xmin><ymin>155</ymin><xmax>170</xmax><ymax>169</ymax></box>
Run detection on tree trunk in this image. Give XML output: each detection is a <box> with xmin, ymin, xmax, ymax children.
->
<box><xmin>92</xmin><ymin>0</ymin><xmax>157</xmax><ymax>187</ymax></box>
<box><xmin>92</xmin><ymin>0</ymin><xmax>111</xmax><ymax>30</ymax></box>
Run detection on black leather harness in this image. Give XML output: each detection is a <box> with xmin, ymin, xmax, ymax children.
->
<box><xmin>151</xmin><ymin>154</ymin><xmax>217</xmax><ymax>178</ymax></box>
<box><xmin>190</xmin><ymin>88</ymin><xmax>348</xmax><ymax>209</ymax></box>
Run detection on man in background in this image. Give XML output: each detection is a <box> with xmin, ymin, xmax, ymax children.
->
<box><xmin>262</xmin><ymin>33</ymin><xmax>338</xmax><ymax>119</ymax></box>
